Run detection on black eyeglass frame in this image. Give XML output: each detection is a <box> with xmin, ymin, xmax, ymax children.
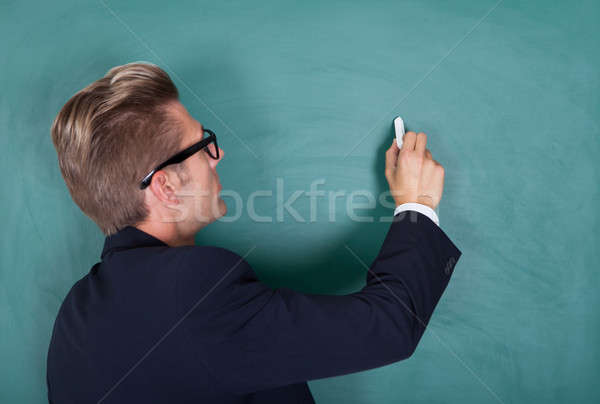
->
<box><xmin>139</xmin><ymin>128</ymin><xmax>219</xmax><ymax>189</ymax></box>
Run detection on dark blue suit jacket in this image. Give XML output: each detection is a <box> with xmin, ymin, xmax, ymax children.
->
<box><xmin>47</xmin><ymin>211</ymin><xmax>461</xmax><ymax>403</ymax></box>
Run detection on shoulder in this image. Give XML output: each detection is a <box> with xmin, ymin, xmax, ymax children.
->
<box><xmin>173</xmin><ymin>245</ymin><xmax>259</xmax><ymax>302</ymax></box>
<box><xmin>57</xmin><ymin>264</ymin><xmax>99</xmax><ymax>310</ymax></box>
<box><xmin>173</xmin><ymin>246</ymin><xmax>272</xmax><ymax>338</ymax></box>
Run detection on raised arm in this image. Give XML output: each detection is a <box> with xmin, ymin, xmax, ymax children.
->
<box><xmin>178</xmin><ymin>211</ymin><xmax>460</xmax><ymax>394</ymax></box>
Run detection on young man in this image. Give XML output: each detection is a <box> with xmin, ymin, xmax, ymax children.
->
<box><xmin>47</xmin><ymin>62</ymin><xmax>461</xmax><ymax>403</ymax></box>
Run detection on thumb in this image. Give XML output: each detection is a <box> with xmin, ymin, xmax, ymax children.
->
<box><xmin>385</xmin><ymin>140</ymin><xmax>399</xmax><ymax>174</ymax></box>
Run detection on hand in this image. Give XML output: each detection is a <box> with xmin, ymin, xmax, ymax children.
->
<box><xmin>385</xmin><ymin>131</ymin><xmax>444</xmax><ymax>210</ymax></box>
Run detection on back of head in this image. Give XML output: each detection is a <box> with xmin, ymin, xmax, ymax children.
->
<box><xmin>51</xmin><ymin>62</ymin><xmax>182</xmax><ymax>236</ymax></box>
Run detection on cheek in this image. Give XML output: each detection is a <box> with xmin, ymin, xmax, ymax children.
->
<box><xmin>196</xmin><ymin>162</ymin><xmax>215</xmax><ymax>189</ymax></box>
<box><xmin>191</xmin><ymin>155</ymin><xmax>210</xmax><ymax>182</ymax></box>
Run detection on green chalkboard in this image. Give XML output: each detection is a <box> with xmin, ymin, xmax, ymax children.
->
<box><xmin>1</xmin><ymin>0</ymin><xmax>599</xmax><ymax>402</ymax></box>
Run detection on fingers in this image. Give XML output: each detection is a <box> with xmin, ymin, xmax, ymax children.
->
<box><xmin>425</xmin><ymin>148</ymin><xmax>432</xmax><ymax>159</ymax></box>
<box><xmin>402</xmin><ymin>131</ymin><xmax>417</xmax><ymax>150</ymax></box>
<box><xmin>402</xmin><ymin>131</ymin><xmax>427</xmax><ymax>153</ymax></box>
<box><xmin>415</xmin><ymin>132</ymin><xmax>427</xmax><ymax>154</ymax></box>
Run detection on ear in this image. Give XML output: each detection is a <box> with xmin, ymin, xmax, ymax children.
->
<box><xmin>147</xmin><ymin>170</ymin><xmax>180</xmax><ymax>206</ymax></box>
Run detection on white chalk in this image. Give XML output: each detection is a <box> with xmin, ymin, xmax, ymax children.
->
<box><xmin>393</xmin><ymin>116</ymin><xmax>405</xmax><ymax>148</ymax></box>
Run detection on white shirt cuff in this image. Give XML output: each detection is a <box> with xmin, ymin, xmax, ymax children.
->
<box><xmin>394</xmin><ymin>203</ymin><xmax>439</xmax><ymax>226</ymax></box>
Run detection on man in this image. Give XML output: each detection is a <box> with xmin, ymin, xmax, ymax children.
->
<box><xmin>47</xmin><ymin>62</ymin><xmax>461</xmax><ymax>403</ymax></box>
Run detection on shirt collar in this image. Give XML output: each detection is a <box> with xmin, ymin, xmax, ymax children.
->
<box><xmin>101</xmin><ymin>226</ymin><xmax>169</xmax><ymax>259</ymax></box>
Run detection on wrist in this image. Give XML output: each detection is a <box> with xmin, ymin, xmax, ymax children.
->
<box><xmin>416</xmin><ymin>195</ymin><xmax>435</xmax><ymax>210</ymax></box>
<box><xmin>393</xmin><ymin>197</ymin><xmax>435</xmax><ymax>210</ymax></box>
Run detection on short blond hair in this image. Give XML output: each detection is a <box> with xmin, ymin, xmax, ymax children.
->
<box><xmin>51</xmin><ymin>62</ymin><xmax>184</xmax><ymax>235</ymax></box>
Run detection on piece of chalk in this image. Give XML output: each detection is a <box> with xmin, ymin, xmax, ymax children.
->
<box><xmin>394</xmin><ymin>116</ymin><xmax>405</xmax><ymax>148</ymax></box>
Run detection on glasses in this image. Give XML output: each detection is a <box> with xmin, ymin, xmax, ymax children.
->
<box><xmin>139</xmin><ymin>128</ymin><xmax>219</xmax><ymax>189</ymax></box>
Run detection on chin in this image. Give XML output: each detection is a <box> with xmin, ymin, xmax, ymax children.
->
<box><xmin>194</xmin><ymin>198</ymin><xmax>227</xmax><ymax>228</ymax></box>
<box><xmin>217</xmin><ymin>198</ymin><xmax>227</xmax><ymax>218</ymax></box>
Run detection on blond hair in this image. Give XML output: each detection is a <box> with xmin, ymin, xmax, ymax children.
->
<box><xmin>51</xmin><ymin>62</ymin><xmax>184</xmax><ymax>235</ymax></box>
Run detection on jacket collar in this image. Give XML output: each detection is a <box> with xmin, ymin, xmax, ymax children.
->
<box><xmin>101</xmin><ymin>226</ymin><xmax>168</xmax><ymax>259</ymax></box>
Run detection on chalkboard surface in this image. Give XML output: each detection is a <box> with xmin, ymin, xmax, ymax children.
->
<box><xmin>1</xmin><ymin>0</ymin><xmax>598</xmax><ymax>402</ymax></box>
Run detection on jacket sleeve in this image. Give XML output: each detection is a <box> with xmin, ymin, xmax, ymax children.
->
<box><xmin>178</xmin><ymin>211</ymin><xmax>461</xmax><ymax>395</ymax></box>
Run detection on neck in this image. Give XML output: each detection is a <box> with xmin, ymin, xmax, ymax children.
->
<box><xmin>135</xmin><ymin>221</ymin><xmax>196</xmax><ymax>247</ymax></box>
